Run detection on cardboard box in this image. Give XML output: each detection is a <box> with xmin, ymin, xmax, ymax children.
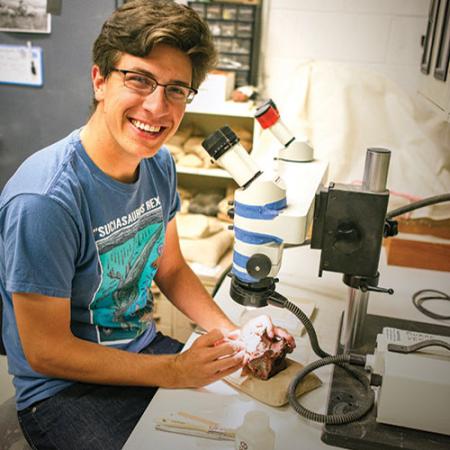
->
<box><xmin>194</xmin><ymin>70</ymin><xmax>235</xmax><ymax>107</ymax></box>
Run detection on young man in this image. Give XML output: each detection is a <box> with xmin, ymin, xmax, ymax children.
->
<box><xmin>0</xmin><ymin>1</ymin><xmax>294</xmax><ymax>448</ymax></box>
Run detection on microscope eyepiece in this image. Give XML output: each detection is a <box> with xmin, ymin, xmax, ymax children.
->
<box><xmin>201</xmin><ymin>126</ymin><xmax>239</xmax><ymax>160</ymax></box>
<box><xmin>254</xmin><ymin>100</ymin><xmax>280</xmax><ymax>129</ymax></box>
<box><xmin>201</xmin><ymin>126</ymin><xmax>261</xmax><ymax>187</ymax></box>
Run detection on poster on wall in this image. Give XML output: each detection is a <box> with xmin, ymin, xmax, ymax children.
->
<box><xmin>0</xmin><ymin>43</ymin><xmax>44</xmax><ymax>87</ymax></box>
<box><xmin>0</xmin><ymin>0</ymin><xmax>51</xmax><ymax>33</ymax></box>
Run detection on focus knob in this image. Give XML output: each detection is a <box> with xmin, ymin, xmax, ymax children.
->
<box><xmin>246</xmin><ymin>254</ymin><xmax>272</xmax><ymax>279</ymax></box>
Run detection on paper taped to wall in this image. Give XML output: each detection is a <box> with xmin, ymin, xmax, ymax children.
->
<box><xmin>0</xmin><ymin>43</ymin><xmax>43</xmax><ymax>87</ymax></box>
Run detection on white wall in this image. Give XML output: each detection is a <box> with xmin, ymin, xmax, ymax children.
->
<box><xmin>260</xmin><ymin>0</ymin><xmax>430</xmax><ymax>99</ymax></box>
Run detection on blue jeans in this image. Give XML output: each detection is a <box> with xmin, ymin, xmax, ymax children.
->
<box><xmin>17</xmin><ymin>332</ymin><xmax>184</xmax><ymax>450</ymax></box>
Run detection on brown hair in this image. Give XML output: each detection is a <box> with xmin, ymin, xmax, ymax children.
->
<box><xmin>91</xmin><ymin>0</ymin><xmax>217</xmax><ymax>109</ymax></box>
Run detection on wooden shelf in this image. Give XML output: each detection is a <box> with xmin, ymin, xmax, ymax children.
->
<box><xmin>176</xmin><ymin>99</ymin><xmax>258</xmax><ymax>196</ymax></box>
<box><xmin>186</xmin><ymin>99</ymin><xmax>255</xmax><ymax>117</ymax></box>
<box><xmin>176</xmin><ymin>165</ymin><xmax>232</xmax><ymax>178</ymax></box>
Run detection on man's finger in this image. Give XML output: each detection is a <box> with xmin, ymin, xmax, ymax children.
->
<box><xmin>225</xmin><ymin>329</ymin><xmax>241</xmax><ymax>340</ymax></box>
<box><xmin>211</xmin><ymin>351</ymin><xmax>245</xmax><ymax>374</ymax></box>
<box><xmin>209</xmin><ymin>341</ymin><xmax>240</xmax><ymax>360</ymax></box>
<box><xmin>197</xmin><ymin>328</ymin><xmax>224</xmax><ymax>346</ymax></box>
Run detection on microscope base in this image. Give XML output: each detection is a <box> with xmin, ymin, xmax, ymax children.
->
<box><xmin>321</xmin><ymin>313</ymin><xmax>450</xmax><ymax>450</ymax></box>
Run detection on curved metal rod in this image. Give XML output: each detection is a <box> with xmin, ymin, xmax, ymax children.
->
<box><xmin>388</xmin><ymin>339</ymin><xmax>450</xmax><ymax>354</ymax></box>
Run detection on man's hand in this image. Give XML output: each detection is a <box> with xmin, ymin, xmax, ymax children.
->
<box><xmin>171</xmin><ymin>329</ymin><xmax>244</xmax><ymax>388</ymax></box>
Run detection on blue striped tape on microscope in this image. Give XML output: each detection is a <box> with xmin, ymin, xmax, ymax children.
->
<box><xmin>233</xmin><ymin>250</ymin><xmax>251</xmax><ymax>270</ymax></box>
<box><xmin>234</xmin><ymin>227</ymin><xmax>283</xmax><ymax>245</ymax></box>
<box><xmin>234</xmin><ymin>197</ymin><xmax>287</xmax><ymax>220</ymax></box>
<box><xmin>232</xmin><ymin>267</ymin><xmax>259</xmax><ymax>283</ymax></box>
<box><xmin>232</xmin><ymin>250</ymin><xmax>275</xmax><ymax>282</ymax></box>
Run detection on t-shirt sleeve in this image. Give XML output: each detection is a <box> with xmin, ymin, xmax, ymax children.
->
<box><xmin>2</xmin><ymin>194</ymin><xmax>80</xmax><ymax>298</ymax></box>
<box><xmin>167</xmin><ymin>152</ymin><xmax>181</xmax><ymax>221</ymax></box>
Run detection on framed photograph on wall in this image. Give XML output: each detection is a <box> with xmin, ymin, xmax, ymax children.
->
<box><xmin>0</xmin><ymin>0</ymin><xmax>51</xmax><ymax>34</ymax></box>
<box><xmin>421</xmin><ymin>0</ymin><xmax>441</xmax><ymax>75</ymax></box>
<box><xmin>434</xmin><ymin>0</ymin><xmax>450</xmax><ymax>81</ymax></box>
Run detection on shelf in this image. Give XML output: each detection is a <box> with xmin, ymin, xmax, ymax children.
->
<box><xmin>213</xmin><ymin>35</ymin><xmax>252</xmax><ymax>39</ymax></box>
<box><xmin>177</xmin><ymin>99</ymin><xmax>259</xmax><ymax>189</ymax></box>
<box><xmin>217</xmin><ymin>66</ymin><xmax>250</xmax><ymax>72</ymax></box>
<box><xmin>218</xmin><ymin>50</ymin><xmax>251</xmax><ymax>55</ymax></box>
<box><xmin>176</xmin><ymin>166</ymin><xmax>232</xmax><ymax>179</ymax></box>
<box><xmin>186</xmin><ymin>100</ymin><xmax>255</xmax><ymax>117</ymax></box>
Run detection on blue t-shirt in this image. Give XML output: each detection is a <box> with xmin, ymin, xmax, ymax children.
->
<box><xmin>0</xmin><ymin>129</ymin><xmax>180</xmax><ymax>410</ymax></box>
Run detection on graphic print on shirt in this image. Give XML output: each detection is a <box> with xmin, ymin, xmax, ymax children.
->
<box><xmin>90</xmin><ymin>197</ymin><xmax>164</xmax><ymax>344</ymax></box>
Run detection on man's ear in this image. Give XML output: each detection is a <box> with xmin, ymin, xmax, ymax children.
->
<box><xmin>92</xmin><ymin>65</ymin><xmax>106</xmax><ymax>102</ymax></box>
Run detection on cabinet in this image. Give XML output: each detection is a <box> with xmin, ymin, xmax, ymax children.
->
<box><xmin>152</xmin><ymin>290</ymin><xmax>197</xmax><ymax>342</ymax></box>
<box><xmin>188</xmin><ymin>0</ymin><xmax>262</xmax><ymax>87</ymax></box>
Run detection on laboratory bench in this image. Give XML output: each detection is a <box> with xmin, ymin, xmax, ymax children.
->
<box><xmin>124</xmin><ymin>245</ymin><xmax>450</xmax><ymax>450</ymax></box>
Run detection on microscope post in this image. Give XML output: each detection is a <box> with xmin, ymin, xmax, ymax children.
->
<box><xmin>340</xmin><ymin>148</ymin><xmax>391</xmax><ymax>352</ymax></box>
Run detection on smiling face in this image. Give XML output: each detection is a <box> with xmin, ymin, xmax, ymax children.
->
<box><xmin>85</xmin><ymin>44</ymin><xmax>192</xmax><ymax>180</ymax></box>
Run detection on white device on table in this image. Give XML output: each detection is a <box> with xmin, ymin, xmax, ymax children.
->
<box><xmin>366</xmin><ymin>328</ymin><xmax>450</xmax><ymax>436</ymax></box>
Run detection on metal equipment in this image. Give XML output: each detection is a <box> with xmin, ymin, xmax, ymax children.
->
<box><xmin>201</xmin><ymin>99</ymin><xmax>450</xmax><ymax>449</ymax></box>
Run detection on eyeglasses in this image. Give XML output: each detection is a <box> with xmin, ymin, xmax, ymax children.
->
<box><xmin>111</xmin><ymin>68</ymin><xmax>197</xmax><ymax>104</ymax></box>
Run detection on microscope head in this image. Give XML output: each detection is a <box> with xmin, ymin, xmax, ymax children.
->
<box><xmin>202</xmin><ymin>126</ymin><xmax>286</xmax><ymax>308</ymax></box>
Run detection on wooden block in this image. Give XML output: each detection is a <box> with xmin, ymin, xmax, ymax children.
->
<box><xmin>385</xmin><ymin>237</ymin><xmax>450</xmax><ymax>272</ymax></box>
<box><xmin>397</xmin><ymin>218</ymin><xmax>450</xmax><ymax>240</ymax></box>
